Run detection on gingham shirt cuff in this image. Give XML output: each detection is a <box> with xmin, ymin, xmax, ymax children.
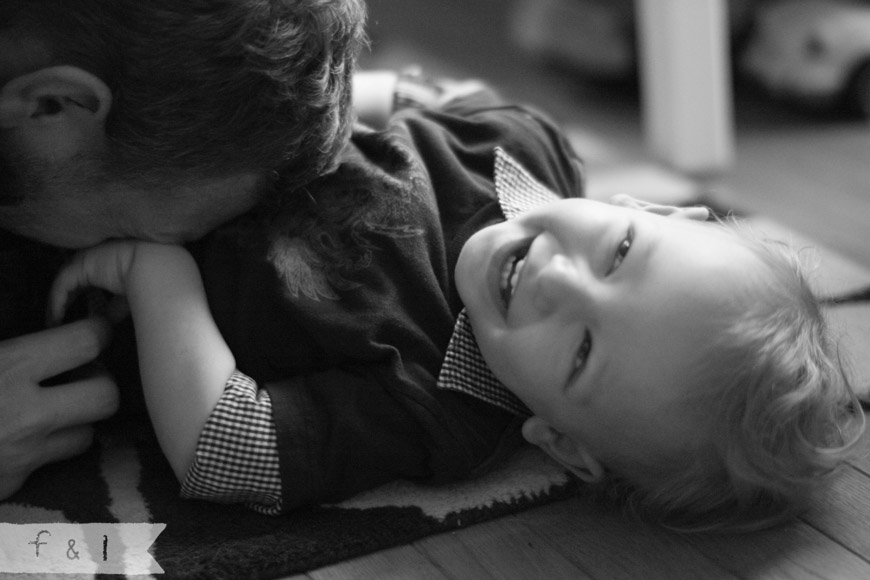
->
<box><xmin>180</xmin><ymin>370</ymin><xmax>284</xmax><ymax>515</ymax></box>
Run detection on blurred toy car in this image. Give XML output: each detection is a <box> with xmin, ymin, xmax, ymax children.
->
<box><xmin>741</xmin><ymin>0</ymin><xmax>870</xmax><ymax>117</ymax></box>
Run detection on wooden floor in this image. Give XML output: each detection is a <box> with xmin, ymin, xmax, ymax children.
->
<box><xmin>290</xmin><ymin>1</ymin><xmax>870</xmax><ymax>578</ymax></box>
<box><xmin>298</xmin><ymin>429</ymin><xmax>870</xmax><ymax>579</ymax></box>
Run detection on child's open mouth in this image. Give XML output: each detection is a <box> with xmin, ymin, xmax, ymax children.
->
<box><xmin>499</xmin><ymin>243</ymin><xmax>530</xmax><ymax>309</ymax></box>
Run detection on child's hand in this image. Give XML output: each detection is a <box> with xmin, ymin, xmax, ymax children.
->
<box><xmin>48</xmin><ymin>240</ymin><xmax>141</xmax><ymax>326</ymax></box>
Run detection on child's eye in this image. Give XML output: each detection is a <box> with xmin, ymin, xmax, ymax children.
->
<box><xmin>572</xmin><ymin>330</ymin><xmax>592</xmax><ymax>379</ymax></box>
<box><xmin>611</xmin><ymin>227</ymin><xmax>633</xmax><ymax>272</ymax></box>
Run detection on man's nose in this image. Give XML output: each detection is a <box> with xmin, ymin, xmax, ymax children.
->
<box><xmin>532</xmin><ymin>254</ymin><xmax>592</xmax><ymax>316</ymax></box>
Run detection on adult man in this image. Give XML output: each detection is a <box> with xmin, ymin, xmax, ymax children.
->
<box><xmin>0</xmin><ymin>0</ymin><xmax>367</xmax><ymax>500</ymax></box>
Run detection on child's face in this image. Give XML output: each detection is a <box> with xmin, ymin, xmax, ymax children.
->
<box><xmin>456</xmin><ymin>197</ymin><xmax>764</xmax><ymax>472</ymax></box>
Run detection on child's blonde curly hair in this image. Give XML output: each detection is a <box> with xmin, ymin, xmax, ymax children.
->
<box><xmin>590</xmin><ymin>218</ymin><xmax>866</xmax><ymax>533</ymax></box>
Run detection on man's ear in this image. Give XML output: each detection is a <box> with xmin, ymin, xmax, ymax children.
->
<box><xmin>522</xmin><ymin>416</ymin><xmax>605</xmax><ymax>483</ymax></box>
<box><xmin>0</xmin><ymin>65</ymin><xmax>111</xmax><ymax>129</ymax></box>
<box><xmin>609</xmin><ymin>193</ymin><xmax>709</xmax><ymax>222</ymax></box>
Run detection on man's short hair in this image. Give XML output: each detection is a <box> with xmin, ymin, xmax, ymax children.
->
<box><xmin>3</xmin><ymin>0</ymin><xmax>367</xmax><ymax>189</ymax></box>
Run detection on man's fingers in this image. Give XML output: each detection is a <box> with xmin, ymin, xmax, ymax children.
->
<box><xmin>608</xmin><ymin>193</ymin><xmax>644</xmax><ymax>209</ymax></box>
<box><xmin>40</xmin><ymin>371</ymin><xmax>120</xmax><ymax>429</ymax></box>
<box><xmin>1</xmin><ymin>317</ymin><xmax>112</xmax><ymax>381</ymax></box>
<box><xmin>608</xmin><ymin>194</ymin><xmax>711</xmax><ymax>221</ymax></box>
<box><xmin>41</xmin><ymin>425</ymin><xmax>96</xmax><ymax>466</ymax></box>
<box><xmin>680</xmin><ymin>206</ymin><xmax>712</xmax><ymax>221</ymax></box>
<box><xmin>0</xmin><ymin>472</ymin><xmax>28</xmax><ymax>501</ymax></box>
<box><xmin>0</xmin><ymin>425</ymin><xmax>97</xmax><ymax>501</ymax></box>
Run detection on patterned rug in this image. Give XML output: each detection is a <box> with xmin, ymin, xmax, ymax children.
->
<box><xmin>0</xmin><ymin>420</ymin><xmax>580</xmax><ymax>579</ymax></box>
<box><xmin>1</xmin><ymin>164</ymin><xmax>868</xmax><ymax>580</ymax></box>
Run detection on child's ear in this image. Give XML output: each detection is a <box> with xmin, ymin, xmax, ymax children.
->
<box><xmin>609</xmin><ymin>194</ymin><xmax>709</xmax><ymax>222</ymax></box>
<box><xmin>0</xmin><ymin>65</ymin><xmax>112</xmax><ymax>129</ymax></box>
<box><xmin>522</xmin><ymin>416</ymin><xmax>605</xmax><ymax>483</ymax></box>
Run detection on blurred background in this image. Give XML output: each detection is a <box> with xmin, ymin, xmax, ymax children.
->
<box><xmin>360</xmin><ymin>0</ymin><xmax>870</xmax><ymax>270</ymax></box>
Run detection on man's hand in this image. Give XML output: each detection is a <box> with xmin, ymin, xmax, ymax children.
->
<box><xmin>0</xmin><ymin>317</ymin><xmax>119</xmax><ymax>500</ymax></box>
<box><xmin>609</xmin><ymin>193</ymin><xmax>711</xmax><ymax>221</ymax></box>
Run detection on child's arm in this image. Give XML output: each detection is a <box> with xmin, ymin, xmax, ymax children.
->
<box><xmin>50</xmin><ymin>241</ymin><xmax>235</xmax><ymax>480</ymax></box>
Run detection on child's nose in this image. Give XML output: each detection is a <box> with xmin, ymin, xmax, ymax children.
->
<box><xmin>532</xmin><ymin>254</ymin><xmax>591</xmax><ymax>316</ymax></box>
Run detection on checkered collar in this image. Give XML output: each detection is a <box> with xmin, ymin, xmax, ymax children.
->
<box><xmin>436</xmin><ymin>148</ymin><xmax>561</xmax><ymax>416</ymax></box>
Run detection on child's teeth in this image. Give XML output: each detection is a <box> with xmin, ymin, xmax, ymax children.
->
<box><xmin>501</xmin><ymin>259</ymin><xmax>514</xmax><ymax>295</ymax></box>
<box><xmin>509</xmin><ymin>258</ymin><xmax>525</xmax><ymax>297</ymax></box>
<box><xmin>501</xmin><ymin>246</ymin><xmax>530</xmax><ymax>309</ymax></box>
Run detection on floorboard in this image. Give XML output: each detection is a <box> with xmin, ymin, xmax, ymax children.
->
<box><xmin>803</xmin><ymin>466</ymin><xmax>870</xmax><ymax>560</ymax></box>
<box><xmin>689</xmin><ymin>522</ymin><xmax>870</xmax><ymax>580</ymax></box>
<box><xmin>515</xmin><ymin>501</ymin><xmax>737</xmax><ymax>580</ymax></box>
<box><xmin>417</xmin><ymin>516</ymin><xmax>595</xmax><ymax>580</ymax></box>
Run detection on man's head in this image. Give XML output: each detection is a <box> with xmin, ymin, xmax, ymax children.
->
<box><xmin>457</xmin><ymin>195</ymin><xmax>862</xmax><ymax>530</ymax></box>
<box><xmin>0</xmin><ymin>0</ymin><xmax>367</xmax><ymax>247</ymax></box>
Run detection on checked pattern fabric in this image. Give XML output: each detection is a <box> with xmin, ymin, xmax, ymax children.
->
<box><xmin>436</xmin><ymin>148</ymin><xmax>561</xmax><ymax>416</ymax></box>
